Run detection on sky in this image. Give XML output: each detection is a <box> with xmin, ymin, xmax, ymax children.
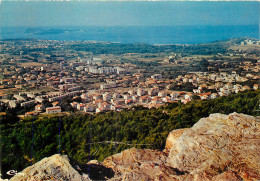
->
<box><xmin>0</xmin><ymin>1</ymin><xmax>259</xmax><ymax>27</ymax></box>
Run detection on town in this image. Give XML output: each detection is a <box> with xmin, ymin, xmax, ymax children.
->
<box><xmin>0</xmin><ymin>38</ymin><xmax>259</xmax><ymax>118</ymax></box>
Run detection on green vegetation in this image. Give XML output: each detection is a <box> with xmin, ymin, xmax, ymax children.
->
<box><xmin>66</xmin><ymin>42</ymin><xmax>227</xmax><ymax>55</ymax></box>
<box><xmin>169</xmin><ymin>82</ymin><xmax>197</xmax><ymax>92</ymax></box>
<box><xmin>1</xmin><ymin>40</ymin><xmax>227</xmax><ymax>56</ymax></box>
<box><xmin>1</xmin><ymin>90</ymin><xmax>259</xmax><ymax>178</ymax></box>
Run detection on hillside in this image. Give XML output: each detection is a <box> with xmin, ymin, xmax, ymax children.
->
<box><xmin>1</xmin><ymin>90</ymin><xmax>259</xmax><ymax>179</ymax></box>
<box><xmin>10</xmin><ymin>112</ymin><xmax>260</xmax><ymax>181</ymax></box>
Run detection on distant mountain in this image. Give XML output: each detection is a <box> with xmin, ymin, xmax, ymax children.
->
<box><xmin>24</xmin><ymin>28</ymin><xmax>79</xmax><ymax>35</ymax></box>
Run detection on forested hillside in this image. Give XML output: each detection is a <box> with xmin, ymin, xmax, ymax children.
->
<box><xmin>1</xmin><ymin>90</ymin><xmax>259</xmax><ymax>178</ymax></box>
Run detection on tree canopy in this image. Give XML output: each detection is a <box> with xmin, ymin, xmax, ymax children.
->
<box><xmin>1</xmin><ymin>90</ymin><xmax>259</xmax><ymax>179</ymax></box>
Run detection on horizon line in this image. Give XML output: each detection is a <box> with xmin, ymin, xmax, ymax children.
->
<box><xmin>1</xmin><ymin>0</ymin><xmax>259</xmax><ymax>2</ymax></box>
<box><xmin>1</xmin><ymin>24</ymin><xmax>258</xmax><ymax>27</ymax></box>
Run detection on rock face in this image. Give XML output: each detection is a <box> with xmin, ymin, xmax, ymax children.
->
<box><xmin>102</xmin><ymin>148</ymin><xmax>183</xmax><ymax>181</ymax></box>
<box><xmin>164</xmin><ymin>128</ymin><xmax>189</xmax><ymax>154</ymax></box>
<box><xmin>10</xmin><ymin>154</ymin><xmax>91</xmax><ymax>181</ymax></box>
<box><xmin>166</xmin><ymin>113</ymin><xmax>260</xmax><ymax>180</ymax></box>
<box><xmin>9</xmin><ymin>113</ymin><xmax>260</xmax><ymax>181</ymax></box>
<box><xmin>10</xmin><ymin>154</ymin><xmax>114</xmax><ymax>181</ymax></box>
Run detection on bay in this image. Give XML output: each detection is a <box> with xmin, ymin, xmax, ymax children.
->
<box><xmin>0</xmin><ymin>25</ymin><xmax>258</xmax><ymax>44</ymax></box>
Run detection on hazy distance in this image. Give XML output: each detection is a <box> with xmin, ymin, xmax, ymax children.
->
<box><xmin>0</xmin><ymin>1</ymin><xmax>259</xmax><ymax>27</ymax></box>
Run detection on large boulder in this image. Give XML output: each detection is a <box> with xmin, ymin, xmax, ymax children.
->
<box><xmin>10</xmin><ymin>154</ymin><xmax>91</xmax><ymax>181</ymax></box>
<box><xmin>166</xmin><ymin>113</ymin><xmax>260</xmax><ymax>180</ymax></box>
<box><xmin>102</xmin><ymin>148</ymin><xmax>182</xmax><ymax>181</ymax></box>
<box><xmin>9</xmin><ymin>153</ymin><xmax>115</xmax><ymax>181</ymax></box>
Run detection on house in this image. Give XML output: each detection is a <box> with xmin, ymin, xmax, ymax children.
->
<box><xmin>93</xmin><ymin>99</ymin><xmax>103</xmax><ymax>105</ymax></box>
<box><xmin>58</xmin><ymin>84</ymin><xmax>76</xmax><ymax>91</ymax></box>
<box><xmin>84</xmin><ymin>105</ymin><xmax>96</xmax><ymax>112</ymax></box>
<box><xmin>151</xmin><ymin>96</ymin><xmax>162</xmax><ymax>104</ymax></box>
<box><xmin>220</xmin><ymin>88</ymin><xmax>230</xmax><ymax>94</ymax></box>
<box><xmin>224</xmin><ymin>83</ymin><xmax>233</xmax><ymax>90</ymax></box>
<box><xmin>132</xmin><ymin>95</ymin><xmax>138</xmax><ymax>102</ymax></box>
<box><xmin>148</xmin><ymin>87</ymin><xmax>159</xmax><ymax>96</ymax></box>
<box><xmin>81</xmin><ymin>93</ymin><xmax>92</xmax><ymax>102</ymax></box>
<box><xmin>111</xmin><ymin>105</ymin><xmax>123</xmax><ymax>111</ymax></box>
<box><xmin>21</xmin><ymin>100</ymin><xmax>35</xmax><ymax>107</ymax></box>
<box><xmin>234</xmin><ymin>89</ymin><xmax>241</xmax><ymax>94</ymax></box>
<box><xmin>103</xmin><ymin>92</ymin><xmax>112</xmax><ymax>101</ymax></box>
<box><xmin>77</xmin><ymin>103</ymin><xmax>85</xmax><ymax>111</ymax></box>
<box><xmin>125</xmin><ymin>99</ymin><xmax>133</xmax><ymax>105</ymax></box>
<box><xmin>242</xmin><ymin>85</ymin><xmax>250</xmax><ymax>91</ymax></box>
<box><xmin>139</xmin><ymin>96</ymin><xmax>150</xmax><ymax>103</ymax></box>
<box><xmin>128</xmin><ymin>90</ymin><xmax>135</xmax><ymax>95</ymax></box>
<box><xmin>162</xmin><ymin>96</ymin><xmax>173</xmax><ymax>103</ymax></box>
<box><xmin>70</xmin><ymin>102</ymin><xmax>78</xmax><ymax>109</ymax></box>
<box><xmin>193</xmin><ymin>89</ymin><xmax>201</xmax><ymax>94</ymax></box>
<box><xmin>218</xmin><ymin>89</ymin><xmax>230</xmax><ymax>96</ymax></box>
<box><xmin>52</xmin><ymin>102</ymin><xmax>60</xmax><ymax>107</ymax></box>
<box><xmin>158</xmin><ymin>91</ymin><xmax>167</xmax><ymax>97</ymax></box>
<box><xmin>253</xmin><ymin>84</ymin><xmax>258</xmax><ymax>90</ymax></box>
<box><xmin>184</xmin><ymin>93</ymin><xmax>193</xmax><ymax>100</ymax></box>
<box><xmin>209</xmin><ymin>93</ymin><xmax>218</xmax><ymax>99</ymax></box>
<box><xmin>181</xmin><ymin>99</ymin><xmax>190</xmax><ymax>104</ymax></box>
<box><xmin>13</xmin><ymin>94</ymin><xmax>26</xmax><ymax>102</ymax></box>
<box><xmin>25</xmin><ymin>111</ymin><xmax>37</xmax><ymax>117</ymax></box>
<box><xmin>46</xmin><ymin>106</ymin><xmax>61</xmax><ymax>114</ymax></box>
<box><xmin>137</xmin><ymin>89</ymin><xmax>145</xmax><ymax>96</ymax></box>
<box><xmin>9</xmin><ymin>100</ymin><xmax>17</xmax><ymax>108</ymax></box>
<box><xmin>35</xmin><ymin>104</ymin><xmax>45</xmax><ymax>111</ymax></box>
<box><xmin>207</xmin><ymin>85</ymin><xmax>216</xmax><ymax>90</ymax></box>
<box><xmin>218</xmin><ymin>91</ymin><xmax>225</xmax><ymax>97</ymax></box>
<box><xmin>27</xmin><ymin>93</ymin><xmax>35</xmax><ymax>99</ymax></box>
<box><xmin>100</xmin><ymin>83</ymin><xmax>116</xmax><ymax>90</ymax></box>
<box><xmin>15</xmin><ymin>85</ymin><xmax>23</xmax><ymax>89</ymax></box>
<box><xmin>98</xmin><ymin>102</ymin><xmax>111</xmax><ymax>110</ymax></box>
<box><xmin>215</xmin><ymin>82</ymin><xmax>224</xmax><ymax>89</ymax></box>
<box><xmin>113</xmin><ymin>93</ymin><xmax>121</xmax><ymax>99</ymax></box>
<box><xmin>233</xmin><ymin>84</ymin><xmax>242</xmax><ymax>91</ymax></box>
<box><xmin>178</xmin><ymin>92</ymin><xmax>186</xmax><ymax>96</ymax></box>
<box><xmin>199</xmin><ymin>92</ymin><xmax>211</xmax><ymax>100</ymax></box>
<box><xmin>112</xmin><ymin>99</ymin><xmax>125</xmax><ymax>105</ymax></box>
<box><xmin>170</xmin><ymin>92</ymin><xmax>179</xmax><ymax>98</ymax></box>
<box><xmin>80</xmin><ymin>93</ymin><xmax>91</xmax><ymax>101</ymax></box>
<box><xmin>35</xmin><ymin>96</ymin><xmax>44</xmax><ymax>103</ymax></box>
<box><xmin>93</xmin><ymin>94</ymin><xmax>102</xmax><ymax>100</ymax></box>
<box><xmin>0</xmin><ymin>93</ymin><xmax>8</xmax><ymax>99</ymax></box>
<box><xmin>96</xmin><ymin>107</ymin><xmax>108</xmax><ymax>113</ymax></box>
<box><xmin>182</xmin><ymin>78</ymin><xmax>189</xmax><ymax>83</ymax></box>
<box><xmin>123</xmin><ymin>94</ymin><xmax>132</xmax><ymax>101</ymax></box>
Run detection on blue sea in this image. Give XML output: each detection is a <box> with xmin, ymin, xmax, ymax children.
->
<box><xmin>0</xmin><ymin>25</ymin><xmax>259</xmax><ymax>44</ymax></box>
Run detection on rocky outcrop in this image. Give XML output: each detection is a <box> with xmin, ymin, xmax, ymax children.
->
<box><xmin>9</xmin><ymin>154</ymin><xmax>114</xmax><ymax>181</ymax></box>
<box><xmin>10</xmin><ymin>154</ymin><xmax>91</xmax><ymax>181</ymax></box>
<box><xmin>166</xmin><ymin>113</ymin><xmax>260</xmax><ymax>180</ymax></box>
<box><xmin>102</xmin><ymin>148</ymin><xmax>183</xmax><ymax>181</ymax></box>
<box><xmin>164</xmin><ymin>128</ymin><xmax>189</xmax><ymax>154</ymax></box>
<box><xmin>10</xmin><ymin>113</ymin><xmax>260</xmax><ymax>181</ymax></box>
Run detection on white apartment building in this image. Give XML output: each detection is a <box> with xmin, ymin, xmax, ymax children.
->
<box><xmin>46</xmin><ymin>106</ymin><xmax>61</xmax><ymax>114</ymax></box>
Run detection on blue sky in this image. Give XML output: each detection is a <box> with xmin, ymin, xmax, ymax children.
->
<box><xmin>0</xmin><ymin>1</ymin><xmax>259</xmax><ymax>27</ymax></box>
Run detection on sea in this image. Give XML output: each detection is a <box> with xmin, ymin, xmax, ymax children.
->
<box><xmin>0</xmin><ymin>25</ymin><xmax>259</xmax><ymax>45</ymax></box>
